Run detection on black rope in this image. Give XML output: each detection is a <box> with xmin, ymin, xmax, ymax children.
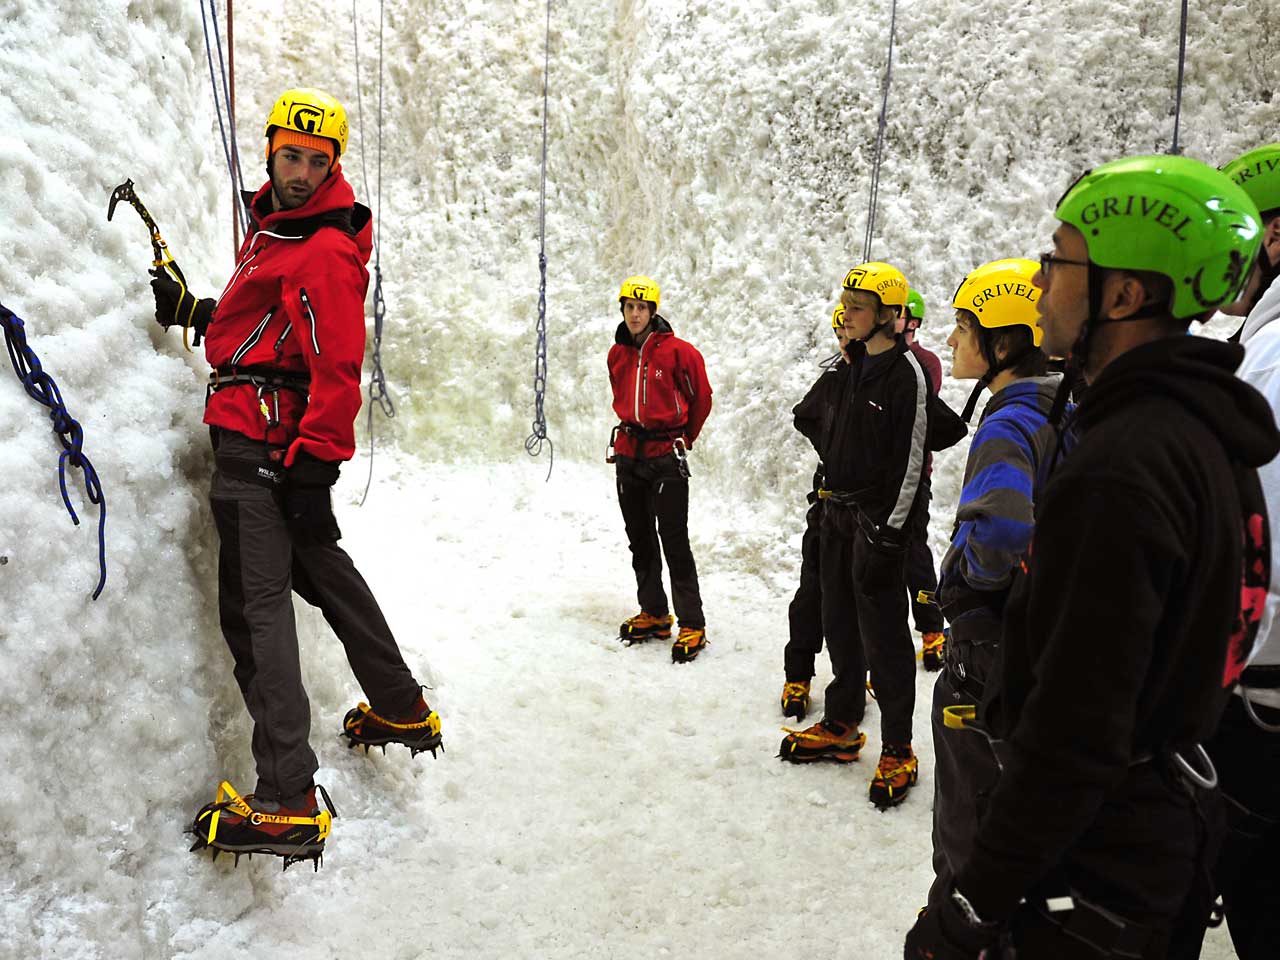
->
<box><xmin>1169</xmin><ymin>0</ymin><xmax>1189</xmax><ymax>154</ymax></box>
<box><xmin>1</xmin><ymin>303</ymin><xmax>107</xmax><ymax>600</ymax></box>
<box><xmin>862</xmin><ymin>0</ymin><xmax>898</xmax><ymax>263</ymax></box>
<box><xmin>354</xmin><ymin>0</ymin><xmax>396</xmax><ymax>508</ymax></box>
<box><xmin>200</xmin><ymin>1</ymin><xmax>248</xmax><ymax>238</ymax></box>
<box><xmin>525</xmin><ymin>0</ymin><xmax>554</xmax><ymax>479</ymax></box>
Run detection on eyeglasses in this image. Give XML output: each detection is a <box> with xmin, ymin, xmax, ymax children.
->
<box><xmin>1038</xmin><ymin>252</ymin><xmax>1091</xmax><ymax>277</ymax></box>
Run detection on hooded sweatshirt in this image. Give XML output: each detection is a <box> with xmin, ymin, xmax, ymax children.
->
<box><xmin>1236</xmin><ymin>273</ymin><xmax>1280</xmax><ymax>707</ymax></box>
<box><xmin>955</xmin><ymin>335</ymin><xmax>1278</xmax><ymax>925</ymax></box>
<box><xmin>938</xmin><ymin>376</ymin><xmax>1062</xmax><ymax>605</ymax></box>
<box><xmin>204</xmin><ymin>168</ymin><xmax>373</xmax><ymax>467</ymax></box>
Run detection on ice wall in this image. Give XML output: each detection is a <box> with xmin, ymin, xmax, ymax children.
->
<box><xmin>231</xmin><ymin>0</ymin><xmax>1280</xmax><ymax>534</ymax></box>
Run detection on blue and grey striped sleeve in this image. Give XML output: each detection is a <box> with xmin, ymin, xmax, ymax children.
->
<box><xmin>951</xmin><ymin>413</ymin><xmax>1039</xmax><ymax>592</ymax></box>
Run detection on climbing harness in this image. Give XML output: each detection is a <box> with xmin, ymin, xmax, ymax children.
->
<box><xmin>352</xmin><ymin>0</ymin><xmax>396</xmax><ymax>507</ymax></box>
<box><xmin>0</xmin><ymin>302</ymin><xmax>107</xmax><ymax>600</ymax></box>
<box><xmin>862</xmin><ymin>0</ymin><xmax>898</xmax><ymax>263</ymax></box>
<box><xmin>108</xmin><ymin>179</ymin><xmax>199</xmax><ymax>352</ymax></box>
<box><xmin>1168</xmin><ymin>0</ymin><xmax>1189</xmax><ymax>155</ymax></box>
<box><xmin>525</xmin><ymin>0</ymin><xmax>554</xmax><ymax>478</ymax></box>
<box><xmin>199</xmin><ymin>0</ymin><xmax>249</xmax><ymax>249</ymax></box>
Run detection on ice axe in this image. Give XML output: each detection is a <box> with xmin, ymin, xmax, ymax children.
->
<box><xmin>108</xmin><ymin>178</ymin><xmax>197</xmax><ymax>352</ymax></box>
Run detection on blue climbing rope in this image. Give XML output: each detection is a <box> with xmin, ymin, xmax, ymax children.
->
<box><xmin>525</xmin><ymin>0</ymin><xmax>554</xmax><ymax>479</ymax></box>
<box><xmin>353</xmin><ymin>0</ymin><xmax>396</xmax><ymax>507</ymax></box>
<box><xmin>1169</xmin><ymin>0</ymin><xmax>1189</xmax><ymax>154</ymax></box>
<box><xmin>200</xmin><ymin>0</ymin><xmax>248</xmax><ymax>240</ymax></box>
<box><xmin>1</xmin><ymin>303</ymin><xmax>107</xmax><ymax>600</ymax></box>
<box><xmin>862</xmin><ymin>0</ymin><xmax>898</xmax><ymax>263</ymax></box>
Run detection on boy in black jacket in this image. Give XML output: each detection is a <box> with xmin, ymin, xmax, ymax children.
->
<box><xmin>905</xmin><ymin>156</ymin><xmax>1277</xmax><ymax>959</ymax></box>
<box><xmin>780</xmin><ymin>262</ymin><xmax>933</xmax><ymax>810</ymax></box>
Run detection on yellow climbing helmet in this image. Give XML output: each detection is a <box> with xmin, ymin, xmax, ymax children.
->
<box><xmin>264</xmin><ymin>87</ymin><xmax>349</xmax><ymax>159</ymax></box>
<box><xmin>951</xmin><ymin>258</ymin><xmax>1044</xmax><ymax>346</ymax></box>
<box><xmin>619</xmin><ymin>275</ymin><xmax>660</xmax><ymax>311</ymax></box>
<box><xmin>842</xmin><ymin>262</ymin><xmax>909</xmax><ymax>310</ymax></box>
<box><xmin>831</xmin><ymin>304</ymin><xmax>845</xmax><ymax>331</ymax></box>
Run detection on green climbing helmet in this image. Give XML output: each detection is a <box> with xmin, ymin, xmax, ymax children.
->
<box><xmin>1222</xmin><ymin>143</ymin><xmax>1280</xmax><ymax>219</ymax></box>
<box><xmin>906</xmin><ymin>288</ymin><xmax>925</xmax><ymax>323</ymax></box>
<box><xmin>1055</xmin><ymin>154</ymin><xmax>1262</xmax><ymax>319</ymax></box>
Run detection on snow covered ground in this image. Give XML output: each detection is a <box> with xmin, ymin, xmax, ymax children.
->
<box><xmin>140</xmin><ymin>452</ymin><xmax>1240</xmax><ymax>959</ymax></box>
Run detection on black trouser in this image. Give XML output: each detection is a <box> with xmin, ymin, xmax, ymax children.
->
<box><xmin>905</xmin><ymin>476</ymin><xmax>944</xmax><ymax>634</ymax></box>
<box><xmin>818</xmin><ymin>513</ymin><xmax>915</xmax><ymax>742</ymax></box>
<box><xmin>615</xmin><ymin>454</ymin><xmax>704</xmax><ymax>628</ymax></box>
<box><xmin>783</xmin><ymin>501</ymin><xmax>824</xmax><ymax>681</ymax></box>
<box><xmin>927</xmin><ymin>611</ymin><xmax>1002</xmax><ymax>910</ymax></box>
<box><xmin>1004</xmin><ymin>899</ymin><xmax>1170</xmax><ymax>959</ymax></box>
<box><xmin>209</xmin><ymin>429</ymin><xmax>421</xmax><ymax>801</ymax></box>
<box><xmin>1169</xmin><ymin>695</ymin><xmax>1280</xmax><ymax>959</ymax></box>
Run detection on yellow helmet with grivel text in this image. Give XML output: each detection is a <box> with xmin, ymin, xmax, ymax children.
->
<box><xmin>951</xmin><ymin>258</ymin><xmax>1044</xmax><ymax>346</ymax></box>
<box><xmin>831</xmin><ymin>304</ymin><xmax>845</xmax><ymax>331</ymax></box>
<box><xmin>842</xmin><ymin>262</ymin><xmax>909</xmax><ymax>311</ymax></box>
<box><xmin>619</xmin><ymin>275</ymin><xmax>660</xmax><ymax>311</ymax></box>
<box><xmin>265</xmin><ymin>87</ymin><xmax>349</xmax><ymax>159</ymax></box>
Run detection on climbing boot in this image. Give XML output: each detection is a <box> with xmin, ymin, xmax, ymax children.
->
<box><xmin>869</xmin><ymin>743</ymin><xmax>919</xmax><ymax>809</ymax></box>
<box><xmin>620</xmin><ymin>611</ymin><xmax>674</xmax><ymax>644</ymax></box>
<box><xmin>780</xmin><ymin>681</ymin><xmax>811</xmax><ymax>721</ymax></box>
<box><xmin>779</xmin><ymin>719</ymin><xmax>866</xmax><ymax>764</ymax></box>
<box><xmin>671</xmin><ymin>626</ymin><xmax>708</xmax><ymax>663</ymax></box>
<box><xmin>343</xmin><ymin>690</ymin><xmax>443</xmax><ymax>758</ymax></box>
<box><xmin>921</xmin><ymin>631</ymin><xmax>946</xmax><ymax>672</ymax></box>
<box><xmin>189</xmin><ymin>780</ymin><xmax>335</xmax><ymax>870</ymax></box>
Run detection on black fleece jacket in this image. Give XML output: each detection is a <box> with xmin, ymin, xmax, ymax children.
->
<box><xmin>957</xmin><ymin>335</ymin><xmax>1279</xmax><ymax>924</ymax></box>
<box><xmin>821</xmin><ymin>338</ymin><xmax>932</xmax><ymax>539</ymax></box>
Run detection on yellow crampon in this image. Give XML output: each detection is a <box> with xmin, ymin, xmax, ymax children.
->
<box><xmin>199</xmin><ymin>781</ymin><xmax>332</xmax><ymax>847</ymax></box>
<box><xmin>346</xmin><ymin>701</ymin><xmax>442</xmax><ymax>735</ymax></box>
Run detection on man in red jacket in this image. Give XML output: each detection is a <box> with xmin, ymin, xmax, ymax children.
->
<box><xmin>608</xmin><ymin>275</ymin><xmax>713</xmax><ymax>662</ymax></box>
<box><xmin>149</xmin><ymin>88</ymin><xmax>439</xmax><ymax>866</ymax></box>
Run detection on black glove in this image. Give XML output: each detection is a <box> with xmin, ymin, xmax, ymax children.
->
<box><xmin>283</xmin><ymin>452</ymin><xmax>342</xmax><ymax>544</ymax></box>
<box><xmin>860</xmin><ymin>535</ymin><xmax>906</xmax><ymax>591</ymax></box>
<box><xmin>903</xmin><ymin>892</ymin><xmax>1002</xmax><ymax>960</ymax></box>
<box><xmin>150</xmin><ymin>268</ymin><xmax>215</xmax><ymax>340</ymax></box>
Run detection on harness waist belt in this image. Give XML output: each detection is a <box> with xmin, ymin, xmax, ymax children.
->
<box><xmin>618</xmin><ymin>421</ymin><xmax>688</xmax><ymax>442</ymax></box>
<box><xmin>1241</xmin><ymin>664</ymin><xmax>1280</xmax><ymax>690</ymax></box>
<box><xmin>208</xmin><ymin>365</ymin><xmax>311</xmax><ymax>396</ymax></box>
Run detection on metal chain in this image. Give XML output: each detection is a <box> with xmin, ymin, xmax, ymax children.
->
<box><xmin>525</xmin><ymin>0</ymin><xmax>554</xmax><ymax>479</ymax></box>
<box><xmin>862</xmin><ymin>0</ymin><xmax>898</xmax><ymax>263</ymax></box>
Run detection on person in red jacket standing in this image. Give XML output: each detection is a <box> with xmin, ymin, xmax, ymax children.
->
<box><xmin>149</xmin><ymin>88</ymin><xmax>440</xmax><ymax>866</ymax></box>
<box><xmin>608</xmin><ymin>275</ymin><xmax>713</xmax><ymax>662</ymax></box>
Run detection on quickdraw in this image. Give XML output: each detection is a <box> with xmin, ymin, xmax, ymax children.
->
<box><xmin>107</xmin><ymin>179</ymin><xmax>198</xmax><ymax>352</ymax></box>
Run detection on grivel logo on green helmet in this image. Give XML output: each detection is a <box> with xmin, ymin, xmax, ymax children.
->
<box><xmin>1055</xmin><ymin>154</ymin><xmax>1263</xmax><ymax>319</ymax></box>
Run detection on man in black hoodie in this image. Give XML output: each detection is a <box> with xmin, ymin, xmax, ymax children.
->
<box><xmin>905</xmin><ymin>156</ymin><xmax>1276</xmax><ymax>959</ymax></box>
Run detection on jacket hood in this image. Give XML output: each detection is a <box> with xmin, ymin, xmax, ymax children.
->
<box><xmin>981</xmin><ymin>375</ymin><xmax>1062</xmax><ymax>423</ymax></box>
<box><xmin>1077</xmin><ymin>335</ymin><xmax>1280</xmax><ymax>468</ymax></box>
<box><xmin>1240</xmin><ymin>273</ymin><xmax>1280</xmax><ymax>345</ymax></box>
<box><xmin>614</xmin><ymin>313</ymin><xmax>673</xmax><ymax>347</ymax></box>
<box><xmin>244</xmin><ymin>165</ymin><xmax>373</xmax><ymax>264</ymax></box>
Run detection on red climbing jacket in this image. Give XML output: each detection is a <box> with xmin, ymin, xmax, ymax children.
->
<box><xmin>203</xmin><ymin>167</ymin><xmax>372</xmax><ymax>466</ymax></box>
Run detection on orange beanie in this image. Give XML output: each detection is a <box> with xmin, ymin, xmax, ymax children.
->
<box><xmin>267</xmin><ymin>128</ymin><xmax>336</xmax><ymax>165</ymax></box>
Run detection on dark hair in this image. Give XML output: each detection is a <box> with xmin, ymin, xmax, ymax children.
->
<box><xmin>985</xmin><ymin>325</ymin><xmax>1048</xmax><ymax>378</ymax></box>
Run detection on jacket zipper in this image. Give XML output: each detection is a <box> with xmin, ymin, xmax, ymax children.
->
<box><xmin>272</xmin><ymin>320</ymin><xmax>293</xmax><ymax>355</ymax></box>
<box><xmin>218</xmin><ymin>246</ymin><xmax>261</xmax><ymax>302</ymax></box>
<box><xmin>299</xmin><ymin>288</ymin><xmax>321</xmax><ymax>355</ymax></box>
<box><xmin>229</xmin><ymin>310</ymin><xmax>274</xmax><ymax>365</ymax></box>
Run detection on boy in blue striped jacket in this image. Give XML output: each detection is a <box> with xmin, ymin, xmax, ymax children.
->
<box><xmin>926</xmin><ymin>258</ymin><xmax>1063</xmax><ymax>911</ymax></box>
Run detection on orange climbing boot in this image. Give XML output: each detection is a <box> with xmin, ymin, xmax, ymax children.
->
<box><xmin>921</xmin><ymin>631</ymin><xmax>946</xmax><ymax>671</ymax></box>
<box><xmin>779</xmin><ymin>719</ymin><xmax>866</xmax><ymax>764</ymax></box>
<box><xmin>869</xmin><ymin>742</ymin><xmax>919</xmax><ymax>808</ymax></box>
<box><xmin>671</xmin><ymin>626</ymin><xmax>708</xmax><ymax>662</ymax></box>
<box><xmin>620</xmin><ymin>611</ymin><xmax>674</xmax><ymax>644</ymax></box>
<box><xmin>780</xmin><ymin>681</ymin><xmax>811</xmax><ymax>720</ymax></box>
